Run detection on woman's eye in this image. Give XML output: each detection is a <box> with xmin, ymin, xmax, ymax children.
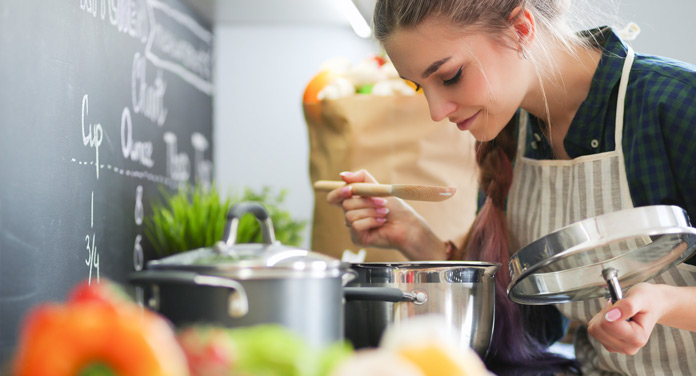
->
<box><xmin>443</xmin><ymin>66</ymin><xmax>463</xmax><ymax>87</ymax></box>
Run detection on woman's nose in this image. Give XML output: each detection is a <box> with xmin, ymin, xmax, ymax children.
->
<box><xmin>425</xmin><ymin>92</ymin><xmax>456</xmax><ymax>122</ymax></box>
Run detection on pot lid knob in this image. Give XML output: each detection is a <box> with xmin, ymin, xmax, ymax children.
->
<box><xmin>220</xmin><ymin>202</ymin><xmax>277</xmax><ymax>249</ymax></box>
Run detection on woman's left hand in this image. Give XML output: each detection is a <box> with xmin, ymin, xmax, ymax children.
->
<box><xmin>587</xmin><ymin>282</ymin><xmax>668</xmax><ymax>355</ymax></box>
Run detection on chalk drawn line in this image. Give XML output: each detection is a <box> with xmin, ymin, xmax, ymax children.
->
<box><xmin>145</xmin><ymin>0</ymin><xmax>213</xmax><ymax>96</ymax></box>
<box><xmin>70</xmin><ymin>158</ymin><xmax>179</xmax><ymax>188</ymax></box>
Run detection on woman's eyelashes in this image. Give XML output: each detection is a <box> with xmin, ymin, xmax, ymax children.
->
<box><xmin>443</xmin><ymin>66</ymin><xmax>463</xmax><ymax>87</ymax></box>
<box><xmin>409</xmin><ymin>65</ymin><xmax>462</xmax><ymax>91</ymax></box>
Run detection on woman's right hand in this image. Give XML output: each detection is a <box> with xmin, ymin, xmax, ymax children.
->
<box><xmin>325</xmin><ymin>170</ymin><xmax>447</xmax><ymax>260</ymax></box>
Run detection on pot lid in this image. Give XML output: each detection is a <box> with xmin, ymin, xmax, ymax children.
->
<box><xmin>507</xmin><ymin>205</ymin><xmax>696</xmax><ymax>305</ymax></box>
<box><xmin>147</xmin><ymin>202</ymin><xmax>347</xmax><ymax>279</ymax></box>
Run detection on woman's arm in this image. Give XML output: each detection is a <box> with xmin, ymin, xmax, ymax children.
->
<box><xmin>652</xmin><ymin>284</ymin><xmax>696</xmax><ymax>331</ymax></box>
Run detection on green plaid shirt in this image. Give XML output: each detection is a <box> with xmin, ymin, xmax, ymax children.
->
<box><xmin>525</xmin><ymin>28</ymin><xmax>696</xmax><ymax>224</ymax></box>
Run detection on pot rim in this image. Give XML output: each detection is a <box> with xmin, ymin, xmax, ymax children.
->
<box><xmin>350</xmin><ymin>260</ymin><xmax>501</xmax><ymax>268</ymax></box>
<box><xmin>148</xmin><ymin>260</ymin><xmax>353</xmax><ymax>280</ymax></box>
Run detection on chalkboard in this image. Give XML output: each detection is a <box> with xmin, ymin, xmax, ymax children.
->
<box><xmin>0</xmin><ymin>0</ymin><xmax>213</xmax><ymax>364</ymax></box>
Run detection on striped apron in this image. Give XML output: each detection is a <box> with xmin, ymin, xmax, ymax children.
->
<box><xmin>506</xmin><ymin>45</ymin><xmax>696</xmax><ymax>375</ymax></box>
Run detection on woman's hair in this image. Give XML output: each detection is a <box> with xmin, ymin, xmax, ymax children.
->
<box><xmin>373</xmin><ymin>0</ymin><xmax>592</xmax><ymax>367</ymax></box>
<box><xmin>374</xmin><ymin>0</ymin><xmax>594</xmax><ymax>79</ymax></box>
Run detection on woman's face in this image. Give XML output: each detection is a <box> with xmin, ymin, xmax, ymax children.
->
<box><xmin>384</xmin><ymin>18</ymin><xmax>532</xmax><ymax>141</ymax></box>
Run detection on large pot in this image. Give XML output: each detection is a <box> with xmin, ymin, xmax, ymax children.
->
<box><xmin>130</xmin><ymin>202</ymin><xmax>352</xmax><ymax>348</ymax></box>
<box><xmin>344</xmin><ymin>261</ymin><xmax>500</xmax><ymax>358</ymax></box>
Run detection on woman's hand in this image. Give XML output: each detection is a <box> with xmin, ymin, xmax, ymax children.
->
<box><xmin>588</xmin><ymin>282</ymin><xmax>696</xmax><ymax>354</ymax></box>
<box><xmin>325</xmin><ymin>169</ymin><xmax>447</xmax><ymax>260</ymax></box>
<box><xmin>587</xmin><ymin>282</ymin><xmax>674</xmax><ymax>355</ymax></box>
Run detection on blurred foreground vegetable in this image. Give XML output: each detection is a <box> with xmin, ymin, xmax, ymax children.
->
<box><xmin>178</xmin><ymin>325</ymin><xmax>353</xmax><ymax>376</ymax></box>
<box><xmin>331</xmin><ymin>316</ymin><xmax>490</xmax><ymax>376</ymax></box>
<box><xmin>12</xmin><ymin>279</ymin><xmax>189</xmax><ymax>376</ymax></box>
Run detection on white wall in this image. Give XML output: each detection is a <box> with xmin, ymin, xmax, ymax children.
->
<box><xmin>617</xmin><ymin>0</ymin><xmax>696</xmax><ymax>64</ymax></box>
<box><xmin>572</xmin><ymin>0</ymin><xmax>696</xmax><ymax>64</ymax></box>
<box><xmin>213</xmin><ymin>24</ymin><xmax>378</xmax><ymax>248</ymax></box>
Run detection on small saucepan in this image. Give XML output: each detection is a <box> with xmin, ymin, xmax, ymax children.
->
<box><xmin>343</xmin><ymin>261</ymin><xmax>500</xmax><ymax>358</ymax></box>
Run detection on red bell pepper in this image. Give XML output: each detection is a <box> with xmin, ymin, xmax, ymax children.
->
<box><xmin>13</xmin><ymin>279</ymin><xmax>189</xmax><ymax>376</ymax></box>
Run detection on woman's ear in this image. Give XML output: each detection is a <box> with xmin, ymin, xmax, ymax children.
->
<box><xmin>508</xmin><ymin>6</ymin><xmax>536</xmax><ymax>48</ymax></box>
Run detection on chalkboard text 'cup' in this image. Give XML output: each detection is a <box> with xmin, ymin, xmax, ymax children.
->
<box><xmin>130</xmin><ymin>202</ymin><xmax>352</xmax><ymax>348</ymax></box>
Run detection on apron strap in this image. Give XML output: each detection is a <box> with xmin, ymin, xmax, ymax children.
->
<box><xmin>614</xmin><ymin>44</ymin><xmax>635</xmax><ymax>152</ymax></box>
<box><xmin>516</xmin><ymin>110</ymin><xmax>528</xmax><ymax>160</ymax></box>
<box><xmin>615</xmin><ymin>44</ymin><xmax>636</xmax><ymax>209</ymax></box>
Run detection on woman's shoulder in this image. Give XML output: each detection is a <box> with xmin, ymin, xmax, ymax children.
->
<box><xmin>624</xmin><ymin>53</ymin><xmax>696</xmax><ymax>128</ymax></box>
<box><xmin>631</xmin><ymin>53</ymin><xmax>696</xmax><ymax>95</ymax></box>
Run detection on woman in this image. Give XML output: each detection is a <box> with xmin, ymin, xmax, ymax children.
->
<box><xmin>325</xmin><ymin>0</ymin><xmax>696</xmax><ymax>374</ymax></box>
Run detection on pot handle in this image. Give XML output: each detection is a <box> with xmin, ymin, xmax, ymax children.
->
<box><xmin>129</xmin><ymin>271</ymin><xmax>249</xmax><ymax>318</ymax></box>
<box><xmin>221</xmin><ymin>202</ymin><xmax>276</xmax><ymax>247</ymax></box>
<box><xmin>344</xmin><ymin>287</ymin><xmax>427</xmax><ymax>304</ymax></box>
<box><xmin>341</xmin><ymin>269</ymin><xmax>359</xmax><ymax>287</ymax></box>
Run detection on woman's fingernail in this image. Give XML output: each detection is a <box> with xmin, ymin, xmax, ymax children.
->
<box><xmin>342</xmin><ymin>186</ymin><xmax>352</xmax><ymax>195</ymax></box>
<box><xmin>371</xmin><ymin>197</ymin><xmax>387</xmax><ymax>206</ymax></box>
<box><xmin>376</xmin><ymin>217</ymin><xmax>387</xmax><ymax>223</ymax></box>
<box><xmin>340</xmin><ymin>171</ymin><xmax>353</xmax><ymax>177</ymax></box>
<box><xmin>605</xmin><ymin>308</ymin><xmax>622</xmax><ymax>322</ymax></box>
<box><xmin>376</xmin><ymin>207</ymin><xmax>389</xmax><ymax>215</ymax></box>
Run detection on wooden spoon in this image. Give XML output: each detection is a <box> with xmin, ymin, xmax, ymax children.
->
<box><xmin>313</xmin><ymin>180</ymin><xmax>456</xmax><ymax>202</ymax></box>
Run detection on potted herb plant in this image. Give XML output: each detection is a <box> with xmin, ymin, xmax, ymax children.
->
<box><xmin>144</xmin><ymin>184</ymin><xmax>306</xmax><ymax>257</ymax></box>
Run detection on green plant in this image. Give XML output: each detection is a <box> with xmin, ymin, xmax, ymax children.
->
<box><xmin>144</xmin><ymin>184</ymin><xmax>306</xmax><ymax>257</ymax></box>
<box><xmin>144</xmin><ymin>184</ymin><xmax>230</xmax><ymax>257</ymax></box>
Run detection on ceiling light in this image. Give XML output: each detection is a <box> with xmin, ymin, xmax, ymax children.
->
<box><xmin>337</xmin><ymin>0</ymin><xmax>372</xmax><ymax>38</ymax></box>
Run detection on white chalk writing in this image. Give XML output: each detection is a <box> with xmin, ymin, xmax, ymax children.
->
<box><xmin>134</xmin><ymin>185</ymin><xmax>144</xmax><ymax>225</ymax></box>
<box><xmin>80</xmin><ymin>0</ymin><xmax>150</xmax><ymax>43</ymax></box>
<box><xmin>191</xmin><ymin>132</ymin><xmax>212</xmax><ymax>189</ymax></box>
<box><xmin>132</xmin><ymin>52</ymin><xmax>168</xmax><ymax>126</ymax></box>
<box><xmin>133</xmin><ymin>234</ymin><xmax>144</xmax><ymax>271</ymax></box>
<box><xmin>121</xmin><ymin>107</ymin><xmax>154</xmax><ymax>167</ymax></box>
<box><xmin>146</xmin><ymin>0</ymin><xmax>213</xmax><ymax>95</ymax></box>
<box><xmin>85</xmin><ymin>191</ymin><xmax>100</xmax><ymax>284</ymax></box>
<box><xmin>163</xmin><ymin>131</ymin><xmax>190</xmax><ymax>183</ymax></box>
<box><xmin>81</xmin><ymin>94</ymin><xmax>103</xmax><ymax>179</ymax></box>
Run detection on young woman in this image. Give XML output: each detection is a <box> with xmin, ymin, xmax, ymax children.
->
<box><xmin>325</xmin><ymin>0</ymin><xmax>696</xmax><ymax>374</ymax></box>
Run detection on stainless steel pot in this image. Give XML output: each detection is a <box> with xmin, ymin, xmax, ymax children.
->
<box><xmin>344</xmin><ymin>261</ymin><xmax>500</xmax><ymax>358</ymax></box>
<box><xmin>130</xmin><ymin>202</ymin><xmax>351</xmax><ymax>348</ymax></box>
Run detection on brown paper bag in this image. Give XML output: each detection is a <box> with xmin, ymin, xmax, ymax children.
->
<box><xmin>305</xmin><ymin>94</ymin><xmax>479</xmax><ymax>261</ymax></box>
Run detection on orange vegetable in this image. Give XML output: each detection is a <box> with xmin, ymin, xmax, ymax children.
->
<box><xmin>303</xmin><ymin>70</ymin><xmax>336</xmax><ymax>104</ymax></box>
<box><xmin>13</xmin><ymin>280</ymin><xmax>189</xmax><ymax>376</ymax></box>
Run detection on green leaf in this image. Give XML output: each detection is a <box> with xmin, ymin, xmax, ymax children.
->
<box><xmin>78</xmin><ymin>363</ymin><xmax>117</xmax><ymax>376</ymax></box>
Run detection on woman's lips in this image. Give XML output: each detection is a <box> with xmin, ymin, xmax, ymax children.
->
<box><xmin>455</xmin><ymin>111</ymin><xmax>480</xmax><ymax>131</ymax></box>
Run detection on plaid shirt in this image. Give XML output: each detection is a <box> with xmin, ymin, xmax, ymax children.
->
<box><xmin>524</xmin><ymin>28</ymin><xmax>696</xmax><ymax>225</ymax></box>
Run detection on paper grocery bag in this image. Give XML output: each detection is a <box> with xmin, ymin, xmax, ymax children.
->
<box><xmin>305</xmin><ymin>94</ymin><xmax>478</xmax><ymax>262</ymax></box>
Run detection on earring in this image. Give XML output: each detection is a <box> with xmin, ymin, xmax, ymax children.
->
<box><xmin>520</xmin><ymin>47</ymin><xmax>529</xmax><ymax>60</ymax></box>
